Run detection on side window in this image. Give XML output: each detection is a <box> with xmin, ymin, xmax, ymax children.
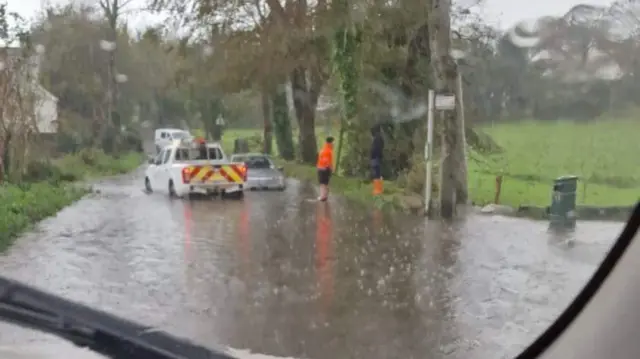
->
<box><xmin>162</xmin><ymin>149</ymin><xmax>172</xmax><ymax>164</ymax></box>
<box><xmin>175</xmin><ymin>148</ymin><xmax>189</xmax><ymax>161</ymax></box>
<box><xmin>208</xmin><ymin>148</ymin><xmax>223</xmax><ymax>160</ymax></box>
<box><xmin>161</xmin><ymin>132</ymin><xmax>167</xmax><ymax>139</ymax></box>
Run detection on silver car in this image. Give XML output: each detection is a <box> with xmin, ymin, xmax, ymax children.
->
<box><xmin>230</xmin><ymin>153</ymin><xmax>286</xmax><ymax>191</ymax></box>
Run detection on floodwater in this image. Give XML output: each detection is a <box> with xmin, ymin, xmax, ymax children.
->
<box><xmin>0</xmin><ymin>168</ymin><xmax>626</xmax><ymax>359</ymax></box>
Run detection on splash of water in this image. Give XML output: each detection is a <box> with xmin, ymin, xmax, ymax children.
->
<box><xmin>365</xmin><ymin>81</ymin><xmax>428</xmax><ymax>125</ymax></box>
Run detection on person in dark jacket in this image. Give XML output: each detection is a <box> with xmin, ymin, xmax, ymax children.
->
<box><xmin>370</xmin><ymin>125</ymin><xmax>384</xmax><ymax>195</ymax></box>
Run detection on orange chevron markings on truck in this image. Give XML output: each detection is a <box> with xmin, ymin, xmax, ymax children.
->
<box><xmin>183</xmin><ymin>164</ymin><xmax>246</xmax><ymax>184</ymax></box>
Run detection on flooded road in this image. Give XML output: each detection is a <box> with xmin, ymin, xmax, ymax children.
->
<box><xmin>0</xmin><ymin>168</ymin><xmax>626</xmax><ymax>359</ymax></box>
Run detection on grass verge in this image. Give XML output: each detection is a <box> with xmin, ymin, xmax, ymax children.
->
<box><xmin>0</xmin><ymin>182</ymin><xmax>88</xmax><ymax>251</ymax></box>
<box><xmin>277</xmin><ymin>160</ymin><xmax>408</xmax><ymax>211</ymax></box>
<box><xmin>0</xmin><ymin>149</ymin><xmax>145</xmax><ymax>251</ymax></box>
<box><xmin>53</xmin><ymin>149</ymin><xmax>145</xmax><ymax>180</ymax></box>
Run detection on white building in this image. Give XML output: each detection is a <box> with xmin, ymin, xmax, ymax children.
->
<box><xmin>3</xmin><ymin>47</ymin><xmax>58</xmax><ymax>134</ymax></box>
<box><xmin>32</xmin><ymin>82</ymin><xmax>59</xmax><ymax>133</ymax></box>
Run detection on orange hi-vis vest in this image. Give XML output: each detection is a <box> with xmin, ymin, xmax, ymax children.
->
<box><xmin>317</xmin><ymin>143</ymin><xmax>333</xmax><ymax>170</ymax></box>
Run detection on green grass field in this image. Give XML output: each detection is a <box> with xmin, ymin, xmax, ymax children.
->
<box><xmin>469</xmin><ymin>119</ymin><xmax>639</xmax><ymax>207</ymax></box>
<box><xmin>222</xmin><ymin>119</ymin><xmax>640</xmax><ymax>208</ymax></box>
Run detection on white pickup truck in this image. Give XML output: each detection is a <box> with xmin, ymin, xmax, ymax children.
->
<box><xmin>144</xmin><ymin>139</ymin><xmax>247</xmax><ymax>199</ymax></box>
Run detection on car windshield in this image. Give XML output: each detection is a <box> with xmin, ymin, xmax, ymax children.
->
<box><xmin>5</xmin><ymin>1</ymin><xmax>640</xmax><ymax>359</ymax></box>
<box><xmin>171</xmin><ymin>131</ymin><xmax>189</xmax><ymax>139</ymax></box>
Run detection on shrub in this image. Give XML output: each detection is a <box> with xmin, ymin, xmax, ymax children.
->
<box><xmin>53</xmin><ymin>148</ymin><xmax>144</xmax><ymax>180</ymax></box>
<box><xmin>23</xmin><ymin>160</ymin><xmax>79</xmax><ymax>183</ymax></box>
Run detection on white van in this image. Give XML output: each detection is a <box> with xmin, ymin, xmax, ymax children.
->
<box><xmin>154</xmin><ymin>128</ymin><xmax>192</xmax><ymax>153</ymax></box>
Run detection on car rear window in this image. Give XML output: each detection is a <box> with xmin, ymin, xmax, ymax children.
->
<box><xmin>245</xmin><ymin>156</ymin><xmax>272</xmax><ymax>169</ymax></box>
<box><xmin>175</xmin><ymin>147</ymin><xmax>223</xmax><ymax>161</ymax></box>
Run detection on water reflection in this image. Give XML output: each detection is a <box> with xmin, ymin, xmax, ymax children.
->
<box><xmin>237</xmin><ymin>200</ymin><xmax>252</xmax><ymax>281</ymax></box>
<box><xmin>314</xmin><ymin>203</ymin><xmax>334</xmax><ymax>312</ymax></box>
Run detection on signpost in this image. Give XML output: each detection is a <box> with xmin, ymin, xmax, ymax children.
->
<box><xmin>435</xmin><ymin>94</ymin><xmax>456</xmax><ymax>110</ymax></box>
<box><xmin>424</xmin><ymin>90</ymin><xmax>456</xmax><ymax>217</ymax></box>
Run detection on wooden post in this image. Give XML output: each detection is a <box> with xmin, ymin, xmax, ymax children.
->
<box><xmin>455</xmin><ymin>71</ymin><xmax>469</xmax><ymax>204</ymax></box>
<box><xmin>425</xmin><ymin>90</ymin><xmax>435</xmax><ymax>216</ymax></box>
<box><xmin>427</xmin><ymin>0</ymin><xmax>465</xmax><ymax>218</ymax></box>
<box><xmin>495</xmin><ymin>175</ymin><xmax>503</xmax><ymax>204</ymax></box>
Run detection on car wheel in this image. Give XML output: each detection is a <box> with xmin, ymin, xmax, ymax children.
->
<box><xmin>277</xmin><ymin>186</ymin><xmax>286</xmax><ymax>191</ymax></box>
<box><xmin>168</xmin><ymin>180</ymin><xmax>177</xmax><ymax>198</ymax></box>
<box><xmin>145</xmin><ymin>177</ymin><xmax>152</xmax><ymax>193</ymax></box>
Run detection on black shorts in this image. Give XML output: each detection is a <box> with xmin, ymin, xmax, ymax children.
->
<box><xmin>317</xmin><ymin>168</ymin><xmax>332</xmax><ymax>185</ymax></box>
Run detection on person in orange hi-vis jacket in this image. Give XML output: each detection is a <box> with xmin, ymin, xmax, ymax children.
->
<box><xmin>316</xmin><ymin>136</ymin><xmax>335</xmax><ymax>201</ymax></box>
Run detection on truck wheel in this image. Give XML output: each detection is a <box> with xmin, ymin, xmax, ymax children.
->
<box><xmin>168</xmin><ymin>180</ymin><xmax>177</xmax><ymax>198</ymax></box>
<box><xmin>145</xmin><ymin>177</ymin><xmax>152</xmax><ymax>193</ymax></box>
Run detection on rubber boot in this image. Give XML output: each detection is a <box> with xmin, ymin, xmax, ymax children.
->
<box><xmin>373</xmin><ymin>179</ymin><xmax>383</xmax><ymax>196</ymax></box>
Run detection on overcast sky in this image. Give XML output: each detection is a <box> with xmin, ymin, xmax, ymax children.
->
<box><xmin>8</xmin><ymin>0</ymin><xmax>616</xmax><ymax>30</ymax></box>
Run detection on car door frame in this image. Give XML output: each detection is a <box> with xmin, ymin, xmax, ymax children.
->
<box><xmin>146</xmin><ymin>151</ymin><xmax>162</xmax><ymax>188</ymax></box>
<box><xmin>156</xmin><ymin>148</ymin><xmax>173</xmax><ymax>194</ymax></box>
<box><xmin>149</xmin><ymin>149</ymin><xmax>166</xmax><ymax>190</ymax></box>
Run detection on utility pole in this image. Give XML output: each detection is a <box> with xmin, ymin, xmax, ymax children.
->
<box><xmin>454</xmin><ymin>56</ymin><xmax>469</xmax><ymax>205</ymax></box>
<box><xmin>424</xmin><ymin>90</ymin><xmax>435</xmax><ymax>216</ymax></box>
<box><xmin>427</xmin><ymin>0</ymin><xmax>466</xmax><ymax>218</ymax></box>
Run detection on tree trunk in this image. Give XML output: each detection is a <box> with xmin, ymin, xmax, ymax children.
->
<box><xmin>428</xmin><ymin>0</ymin><xmax>466</xmax><ymax>218</ymax></box>
<box><xmin>291</xmin><ymin>66</ymin><xmax>319</xmax><ymax>164</ymax></box>
<box><xmin>261</xmin><ymin>89</ymin><xmax>273</xmax><ymax>155</ymax></box>
<box><xmin>202</xmin><ymin>99</ymin><xmax>222</xmax><ymax>141</ymax></box>
<box><xmin>106</xmin><ymin>22</ymin><xmax>119</xmax><ymax>153</ymax></box>
<box><xmin>272</xmin><ymin>83</ymin><xmax>295</xmax><ymax>160</ymax></box>
<box><xmin>1</xmin><ymin>133</ymin><xmax>10</xmax><ymax>181</ymax></box>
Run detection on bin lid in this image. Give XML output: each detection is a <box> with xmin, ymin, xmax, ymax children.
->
<box><xmin>555</xmin><ymin>175</ymin><xmax>579</xmax><ymax>182</ymax></box>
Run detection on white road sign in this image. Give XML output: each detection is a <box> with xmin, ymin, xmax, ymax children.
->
<box><xmin>435</xmin><ymin>94</ymin><xmax>456</xmax><ymax>110</ymax></box>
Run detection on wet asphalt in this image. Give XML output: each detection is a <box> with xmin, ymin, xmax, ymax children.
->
<box><xmin>0</xmin><ymin>167</ymin><xmax>626</xmax><ymax>359</ymax></box>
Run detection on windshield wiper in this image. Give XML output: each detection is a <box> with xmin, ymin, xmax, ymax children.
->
<box><xmin>0</xmin><ymin>276</ymin><xmax>236</xmax><ymax>359</ymax></box>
